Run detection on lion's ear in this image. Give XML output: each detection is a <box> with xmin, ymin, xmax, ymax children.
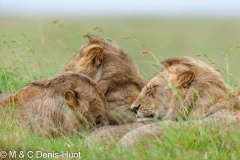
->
<box><xmin>84</xmin><ymin>44</ymin><xmax>104</xmax><ymax>67</ymax></box>
<box><xmin>64</xmin><ymin>90</ymin><xmax>81</xmax><ymax>109</ymax></box>
<box><xmin>174</xmin><ymin>70</ymin><xmax>195</xmax><ymax>88</ymax></box>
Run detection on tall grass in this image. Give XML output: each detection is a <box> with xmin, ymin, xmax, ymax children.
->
<box><xmin>0</xmin><ymin>17</ymin><xmax>240</xmax><ymax>159</ymax></box>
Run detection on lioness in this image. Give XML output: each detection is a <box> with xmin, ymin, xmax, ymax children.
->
<box><xmin>131</xmin><ymin>56</ymin><xmax>240</xmax><ymax>121</ymax></box>
<box><xmin>1</xmin><ymin>72</ymin><xmax>109</xmax><ymax>137</ymax></box>
<box><xmin>65</xmin><ymin>35</ymin><xmax>145</xmax><ymax>124</ymax></box>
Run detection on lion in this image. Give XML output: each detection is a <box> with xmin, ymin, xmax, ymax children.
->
<box><xmin>65</xmin><ymin>35</ymin><xmax>145</xmax><ymax>124</ymax></box>
<box><xmin>116</xmin><ymin>56</ymin><xmax>240</xmax><ymax>147</ymax></box>
<box><xmin>0</xmin><ymin>72</ymin><xmax>109</xmax><ymax>137</ymax></box>
<box><xmin>131</xmin><ymin>56</ymin><xmax>240</xmax><ymax>121</ymax></box>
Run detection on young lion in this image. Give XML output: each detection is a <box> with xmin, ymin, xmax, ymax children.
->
<box><xmin>65</xmin><ymin>35</ymin><xmax>145</xmax><ymax>124</ymax></box>
<box><xmin>1</xmin><ymin>72</ymin><xmax>109</xmax><ymax>137</ymax></box>
<box><xmin>131</xmin><ymin>56</ymin><xmax>240</xmax><ymax>121</ymax></box>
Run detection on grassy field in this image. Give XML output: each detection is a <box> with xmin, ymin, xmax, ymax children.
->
<box><xmin>0</xmin><ymin>17</ymin><xmax>240</xmax><ymax>159</ymax></box>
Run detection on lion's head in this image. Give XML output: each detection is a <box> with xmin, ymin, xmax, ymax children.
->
<box><xmin>131</xmin><ymin>56</ymin><xmax>237</xmax><ymax>121</ymax></box>
<box><xmin>2</xmin><ymin>72</ymin><xmax>109</xmax><ymax>137</ymax></box>
<box><xmin>65</xmin><ymin>35</ymin><xmax>144</xmax><ymax>94</ymax></box>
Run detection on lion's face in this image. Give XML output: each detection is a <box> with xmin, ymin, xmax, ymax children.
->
<box><xmin>62</xmin><ymin>75</ymin><xmax>109</xmax><ymax>128</ymax></box>
<box><xmin>65</xmin><ymin>89</ymin><xmax>108</xmax><ymax>128</ymax></box>
<box><xmin>131</xmin><ymin>64</ymin><xmax>195</xmax><ymax>121</ymax></box>
<box><xmin>131</xmin><ymin>70</ymin><xmax>173</xmax><ymax>120</ymax></box>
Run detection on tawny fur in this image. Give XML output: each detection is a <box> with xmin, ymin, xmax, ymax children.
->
<box><xmin>1</xmin><ymin>72</ymin><xmax>109</xmax><ymax>137</ymax></box>
<box><xmin>132</xmin><ymin>56</ymin><xmax>240</xmax><ymax>121</ymax></box>
<box><xmin>87</xmin><ymin>122</ymin><xmax>145</xmax><ymax>146</ymax></box>
<box><xmin>65</xmin><ymin>35</ymin><xmax>145</xmax><ymax>124</ymax></box>
<box><xmin>0</xmin><ymin>92</ymin><xmax>11</xmax><ymax>106</ymax></box>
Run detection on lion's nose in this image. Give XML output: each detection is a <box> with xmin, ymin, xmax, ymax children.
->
<box><xmin>131</xmin><ymin>104</ymin><xmax>140</xmax><ymax>113</ymax></box>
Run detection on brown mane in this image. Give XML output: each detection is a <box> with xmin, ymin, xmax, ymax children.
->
<box><xmin>84</xmin><ymin>35</ymin><xmax>144</xmax><ymax>92</ymax></box>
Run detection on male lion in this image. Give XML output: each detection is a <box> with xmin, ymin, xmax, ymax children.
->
<box><xmin>65</xmin><ymin>35</ymin><xmax>145</xmax><ymax>124</ymax></box>
<box><xmin>1</xmin><ymin>72</ymin><xmax>109</xmax><ymax>137</ymax></box>
<box><xmin>131</xmin><ymin>56</ymin><xmax>240</xmax><ymax>121</ymax></box>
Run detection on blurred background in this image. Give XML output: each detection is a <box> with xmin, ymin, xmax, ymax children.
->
<box><xmin>0</xmin><ymin>0</ymin><xmax>240</xmax><ymax>91</ymax></box>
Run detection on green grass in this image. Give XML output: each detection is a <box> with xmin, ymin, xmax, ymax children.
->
<box><xmin>0</xmin><ymin>17</ymin><xmax>240</xmax><ymax>159</ymax></box>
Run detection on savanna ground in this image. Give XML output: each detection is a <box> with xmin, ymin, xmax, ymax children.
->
<box><xmin>0</xmin><ymin>16</ymin><xmax>240</xmax><ymax>159</ymax></box>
